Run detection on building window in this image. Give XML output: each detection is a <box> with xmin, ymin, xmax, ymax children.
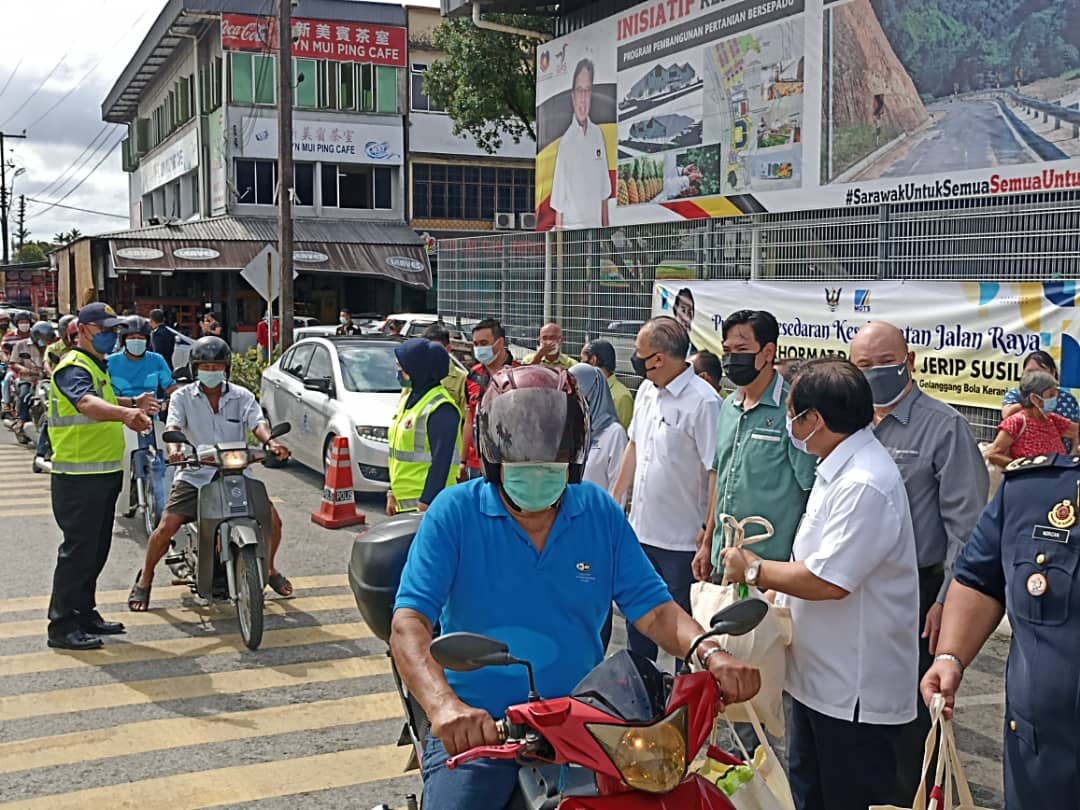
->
<box><xmin>321</xmin><ymin>163</ymin><xmax>394</xmax><ymax>210</ymax></box>
<box><xmin>294</xmin><ymin>162</ymin><xmax>315</xmax><ymax>206</ymax></box>
<box><xmin>236</xmin><ymin>158</ymin><xmax>277</xmax><ymax>205</ymax></box>
<box><xmin>410</xmin><ymin>63</ymin><xmax>445</xmax><ymax>113</ymax></box>
<box><xmin>412</xmin><ymin>163</ymin><xmax>534</xmax><ymax>221</ymax></box>
<box><xmin>230</xmin><ymin>52</ymin><xmax>276</xmax><ymax>105</ymax></box>
<box><xmin>294</xmin><ymin>58</ymin><xmax>318</xmax><ymax>108</ymax></box>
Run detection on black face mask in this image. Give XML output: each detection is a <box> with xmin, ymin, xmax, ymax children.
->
<box><xmin>631</xmin><ymin>352</ymin><xmax>659</xmax><ymax>379</ymax></box>
<box><xmin>723</xmin><ymin>352</ymin><xmax>762</xmax><ymax>386</ymax></box>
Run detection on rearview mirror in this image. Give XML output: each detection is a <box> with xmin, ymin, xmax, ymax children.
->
<box><xmin>269</xmin><ymin>421</ymin><xmax>291</xmax><ymax>439</ymax></box>
<box><xmin>162</xmin><ymin>429</ymin><xmax>192</xmax><ymax>445</ymax></box>
<box><xmin>304</xmin><ymin>376</ymin><xmax>332</xmax><ymax>395</ymax></box>
<box><xmin>708</xmin><ymin>599</ymin><xmax>769</xmax><ymax>638</ymax></box>
<box><xmin>430</xmin><ymin>632</ymin><xmax>512</xmax><ymax>672</ymax></box>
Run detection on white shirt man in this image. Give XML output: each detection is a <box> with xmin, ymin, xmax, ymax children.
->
<box><xmin>550</xmin><ymin>59</ymin><xmax>611</xmax><ymax>230</ymax></box>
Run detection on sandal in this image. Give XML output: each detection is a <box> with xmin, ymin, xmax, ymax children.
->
<box><xmin>128</xmin><ymin>570</ymin><xmax>151</xmax><ymax>612</ymax></box>
<box><xmin>268</xmin><ymin>571</ymin><xmax>294</xmax><ymax>598</ymax></box>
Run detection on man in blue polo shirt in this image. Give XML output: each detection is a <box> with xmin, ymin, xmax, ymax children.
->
<box><xmin>392</xmin><ymin>365</ymin><xmax>761</xmax><ymax>810</ymax></box>
<box><xmin>107</xmin><ymin>316</ymin><xmax>178</xmax><ymax>518</ymax></box>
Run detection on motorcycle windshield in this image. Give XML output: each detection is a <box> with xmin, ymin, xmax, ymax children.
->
<box><xmin>569</xmin><ymin>650</ymin><xmax>671</xmax><ymax>723</ymax></box>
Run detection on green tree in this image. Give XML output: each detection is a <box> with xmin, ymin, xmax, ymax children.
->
<box><xmin>424</xmin><ymin>15</ymin><xmax>551</xmax><ymax>153</ymax></box>
<box><xmin>13</xmin><ymin>242</ymin><xmax>46</xmax><ymax>263</ymax></box>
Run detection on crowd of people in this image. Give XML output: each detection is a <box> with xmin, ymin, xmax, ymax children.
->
<box><xmin>384</xmin><ymin>311</ymin><xmax>1074</xmax><ymax>810</ymax></box>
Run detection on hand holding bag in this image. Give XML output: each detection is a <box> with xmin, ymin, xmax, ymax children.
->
<box><xmin>690</xmin><ymin>514</ymin><xmax>793</xmax><ymax>737</ymax></box>
<box><xmin>871</xmin><ymin>694</ymin><xmax>993</xmax><ymax>810</ymax></box>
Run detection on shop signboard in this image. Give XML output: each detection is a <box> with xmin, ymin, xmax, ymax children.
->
<box><xmin>230</xmin><ymin>111</ymin><xmax>403</xmax><ymax>166</ymax></box>
<box><xmin>221</xmin><ymin>13</ymin><xmax>406</xmax><ymax>67</ymax></box>
<box><xmin>653</xmin><ymin>278</ymin><xmax>1080</xmax><ymax>410</ymax></box>
<box><xmin>535</xmin><ymin>0</ymin><xmax>1080</xmax><ymax>229</ymax></box>
<box><xmin>141</xmin><ymin>129</ymin><xmax>199</xmax><ymax>193</ymax></box>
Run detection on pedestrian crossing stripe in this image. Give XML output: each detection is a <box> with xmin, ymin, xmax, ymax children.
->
<box><xmin>0</xmin><ymin>592</ymin><xmax>360</xmax><ymax>640</ymax></box>
<box><xmin>0</xmin><ymin>743</ymin><xmax>407</xmax><ymax>810</ymax></box>
<box><xmin>0</xmin><ymin>486</ymin><xmax>49</xmax><ymax>494</ymax></box>
<box><xmin>0</xmin><ymin>653</ymin><xmax>390</xmax><ymax>721</ymax></box>
<box><xmin>0</xmin><ymin>508</ymin><xmax>50</xmax><ymax>518</ymax></box>
<box><xmin>0</xmin><ymin>573</ymin><xmax>349</xmax><ymax>613</ymax></box>
<box><xmin>0</xmin><ymin>692</ymin><xmax>401</xmax><ymax>775</ymax></box>
<box><xmin>0</xmin><ymin>621</ymin><xmax>374</xmax><ymax>677</ymax></box>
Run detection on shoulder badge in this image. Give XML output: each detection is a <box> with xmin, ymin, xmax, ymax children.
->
<box><xmin>1003</xmin><ymin>455</ymin><xmax>1054</xmax><ymax>476</ymax></box>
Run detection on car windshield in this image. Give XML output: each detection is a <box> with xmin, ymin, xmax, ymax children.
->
<box><xmin>337</xmin><ymin>344</ymin><xmax>401</xmax><ymax>393</ymax></box>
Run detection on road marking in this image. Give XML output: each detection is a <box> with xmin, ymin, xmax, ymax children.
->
<box><xmin>0</xmin><ymin>743</ymin><xmax>408</xmax><ymax>810</ymax></box>
<box><xmin>0</xmin><ymin>573</ymin><xmax>349</xmax><ymax>613</ymax></box>
<box><xmin>0</xmin><ymin>653</ymin><xmax>389</xmax><ymax>721</ymax></box>
<box><xmin>0</xmin><ymin>593</ymin><xmax>360</xmax><ymax>639</ymax></box>
<box><xmin>0</xmin><ymin>621</ymin><xmax>373</xmax><ymax>677</ymax></box>
<box><xmin>0</xmin><ymin>485</ymin><xmax>49</xmax><ymax>494</ymax></box>
<box><xmin>0</xmin><ymin>509</ymin><xmax>51</xmax><ymax>518</ymax></box>
<box><xmin>0</xmin><ymin>495</ymin><xmax>50</xmax><ymax>503</ymax></box>
<box><xmin>0</xmin><ymin>691</ymin><xmax>401</xmax><ymax>774</ymax></box>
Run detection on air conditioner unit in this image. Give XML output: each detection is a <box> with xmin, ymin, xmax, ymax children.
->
<box><xmin>519</xmin><ymin>212</ymin><xmax>536</xmax><ymax>230</ymax></box>
<box><xmin>493</xmin><ymin>211</ymin><xmax>515</xmax><ymax>230</ymax></box>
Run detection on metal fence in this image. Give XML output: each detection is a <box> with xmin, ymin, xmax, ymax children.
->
<box><xmin>437</xmin><ymin>190</ymin><xmax>1080</xmax><ymax>440</ymax></box>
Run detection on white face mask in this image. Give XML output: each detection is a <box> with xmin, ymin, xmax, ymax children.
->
<box><xmin>786</xmin><ymin>409</ymin><xmax>818</xmax><ymax>454</ymax></box>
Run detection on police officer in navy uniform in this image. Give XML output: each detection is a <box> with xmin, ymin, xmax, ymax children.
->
<box><xmin>923</xmin><ymin>452</ymin><xmax>1080</xmax><ymax>808</ymax></box>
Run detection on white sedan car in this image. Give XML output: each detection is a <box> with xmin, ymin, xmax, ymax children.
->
<box><xmin>260</xmin><ymin>335</ymin><xmax>462</xmax><ymax>493</ymax></box>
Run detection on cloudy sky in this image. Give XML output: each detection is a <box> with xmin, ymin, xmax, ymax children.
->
<box><xmin>0</xmin><ymin>0</ymin><xmax>437</xmax><ymax>251</ymax></box>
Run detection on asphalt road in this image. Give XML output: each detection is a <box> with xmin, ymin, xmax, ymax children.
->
<box><xmin>882</xmin><ymin>99</ymin><xmax>1032</xmax><ymax>178</ymax></box>
<box><xmin>0</xmin><ymin>429</ymin><xmax>1006</xmax><ymax>808</ymax></box>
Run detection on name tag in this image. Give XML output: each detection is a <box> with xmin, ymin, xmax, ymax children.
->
<box><xmin>750</xmin><ymin>431</ymin><xmax>781</xmax><ymax>443</ymax></box>
<box><xmin>1033</xmin><ymin>525</ymin><xmax>1070</xmax><ymax>544</ymax></box>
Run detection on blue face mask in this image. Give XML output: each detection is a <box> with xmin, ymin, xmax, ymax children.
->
<box><xmin>125</xmin><ymin>338</ymin><xmax>147</xmax><ymax>357</ymax></box>
<box><xmin>474</xmin><ymin>345</ymin><xmax>496</xmax><ymax>365</ymax></box>
<box><xmin>91</xmin><ymin>330</ymin><xmax>117</xmax><ymax>355</ymax></box>
<box><xmin>502</xmin><ymin>462</ymin><xmax>569</xmax><ymax>512</ymax></box>
<box><xmin>339</xmin><ymin>317</ymin><xmax>348</xmax><ymax>325</ymax></box>
<box><xmin>1041</xmin><ymin>394</ymin><xmax>1058</xmax><ymax>413</ymax></box>
<box><xmin>198</xmin><ymin>369</ymin><xmax>226</xmax><ymax>389</ymax></box>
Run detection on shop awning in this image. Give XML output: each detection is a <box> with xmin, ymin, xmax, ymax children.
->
<box><xmin>105</xmin><ymin>216</ymin><xmax>431</xmax><ymax>288</ymax></box>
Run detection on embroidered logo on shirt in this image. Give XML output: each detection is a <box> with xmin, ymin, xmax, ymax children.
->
<box><xmin>575</xmin><ymin>561</ymin><xmax>595</xmax><ymax>584</ymax></box>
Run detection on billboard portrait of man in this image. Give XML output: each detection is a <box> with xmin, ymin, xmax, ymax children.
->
<box><xmin>551</xmin><ymin>58</ymin><xmax>612</xmax><ymax>230</ymax></box>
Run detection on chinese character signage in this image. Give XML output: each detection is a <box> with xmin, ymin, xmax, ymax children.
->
<box><xmin>221</xmin><ymin>13</ymin><xmax>406</xmax><ymax>67</ymax></box>
<box><xmin>535</xmin><ymin>0</ymin><xmax>1080</xmax><ymax>229</ymax></box>
<box><xmin>230</xmin><ymin>111</ymin><xmax>403</xmax><ymax>166</ymax></box>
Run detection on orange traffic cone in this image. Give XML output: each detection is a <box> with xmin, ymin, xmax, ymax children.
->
<box><xmin>311</xmin><ymin>436</ymin><xmax>367</xmax><ymax>529</ymax></box>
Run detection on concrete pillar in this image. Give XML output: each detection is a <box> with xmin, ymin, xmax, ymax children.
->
<box><xmin>1055</xmin><ymin>116</ymin><xmax>1061</xmax><ymax>130</ymax></box>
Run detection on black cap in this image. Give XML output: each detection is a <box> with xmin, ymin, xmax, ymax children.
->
<box><xmin>77</xmin><ymin>302</ymin><xmax>123</xmax><ymax>328</ymax></box>
<box><xmin>583</xmin><ymin>339</ymin><xmax>616</xmax><ymax>372</ymax></box>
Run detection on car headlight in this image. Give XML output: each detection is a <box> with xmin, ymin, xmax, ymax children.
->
<box><xmin>356</xmin><ymin>425</ymin><xmax>388</xmax><ymax>443</ymax></box>
<box><xmin>586</xmin><ymin>705</ymin><xmax>688</xmax><ymax>794</ymax></box>
<box><xmin>218</xmin><ymin>449</ymin><xmax>250</xmax><ymax>469</ymax></box>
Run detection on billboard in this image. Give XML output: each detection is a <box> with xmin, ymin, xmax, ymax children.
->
<box><xmin>652</xmin><ymin>279</ymin><xmax>1080</xmax><ymax>410</ymax></box>
<box><xmin>535</xmin><ymin>0</ymin><xmax>1080</xmax><ymax>229</ymax></box>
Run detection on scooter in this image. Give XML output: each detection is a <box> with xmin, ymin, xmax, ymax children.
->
<box><xmin>428</xmin><ymin>600</ymin><xmax>765</xmax><ymax>809</ymax></box>
<box><xmin>162</xmin><ymin>421</ymin><xmax>291</xmax><ymax>651</ymax></box>
<box><xmin>347</xmin><ymin>519</ymin><xmax>766</xmax><ymax>809</ymax></box>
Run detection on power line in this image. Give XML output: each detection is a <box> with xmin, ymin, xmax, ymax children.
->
<box><xmin>22</xmin><ymin>5</ymin><xmax>157</xmax><ymax>133</ymax></box>
<box><xmin>26</xmin><ymin>134</ymin><xmax>124</xmax><ymax>221</ymax></box>
<box><xmin>23</xmin><ymin>197</ymin><xmax>128</xmax><ymax>219</ymax></box>
<box><xmin>32</xmin><ymin>123</ymin><xmax>117</xmax><ymax>200</ymax></box>
<box><xmin>0</xmin><ymin>56</ymin><xmax>23</xmax><ymax>102</ymax></box>
<box><xmin>0</xmin><ymin>42</ymin><xmax>80</xmax><ymax>130</ymax></box>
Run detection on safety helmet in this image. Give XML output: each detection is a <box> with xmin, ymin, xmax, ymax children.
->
<box><xmin>121</xmin><ymin>315</ymin><xmax>151</xmax><ymax>339</ymax></box>
<box><xmin>30</xmin><ymin>321</ymin><xmax>56</xmax><ymax>345</ymax></box>
<box><xmin>13</xmin><ymin>310</ymin><xmax>32</xmax><ymax>325</ymax></box>
<box><xmin>477</xmin><ymin>365</ymin><xmax>589</xmax><ymax>485</ymax></box>
<box><xmin>189</xmin><ymin>335</ymin><xmax>232</xmax><ymax>375</ymax></box>
<box><xmin>57</xmin><ymin>314</ymin><xmax>76</xmax><ymax>338</ymax></box>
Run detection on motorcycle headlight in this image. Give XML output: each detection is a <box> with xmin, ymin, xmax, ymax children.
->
<box><xmin>218</xmin><ymin>449</ymin><xmax>249</xmax><ymax>469</ymax></box>
<box><xmin>356</xmin><ymin>425</ymin><xmax>388</xmax><ymax>443</ymax></box>
<box><xmin>586</xmin><ymin>705</ymin><xmax>688</xmax><ymax>794</ymax></box>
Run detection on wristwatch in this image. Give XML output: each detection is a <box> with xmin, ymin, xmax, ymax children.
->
<box><xmin>934</xmin><ymin>653</ymin><xmax>965</xmax><ymax>672</ymax></box>
<box><xmin>745</xmin><ymin>559</ymin><xmax>762</xmax><ymax>587</ymax></box>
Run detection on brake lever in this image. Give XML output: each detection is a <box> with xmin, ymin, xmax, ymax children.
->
<box><xmin>446</xmin><ymin>741</ymin><xmax>526</xmax><ymax>770</ymax></box>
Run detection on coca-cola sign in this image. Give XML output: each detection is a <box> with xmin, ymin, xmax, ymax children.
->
<box><xmin>221</xmin><ymin>13</ymin><xmax>405</xmax><ymax>68</ymax></box>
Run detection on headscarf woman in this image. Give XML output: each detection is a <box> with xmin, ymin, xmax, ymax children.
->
<box><xmin>569</xmin><ymin>362</ymin><xmax>628</xmax><ymax>502</ymax></box>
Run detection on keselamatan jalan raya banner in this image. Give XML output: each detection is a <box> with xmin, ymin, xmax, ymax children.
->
<box><xmin>535</xmin><ymin>0</ymin><xmax>1080</xmax><ymax>230</ymax></box>
<box><xmin>653</xmin><ymin>279</ymin><xmax>1080</xmax><ymax>410</ymax></box>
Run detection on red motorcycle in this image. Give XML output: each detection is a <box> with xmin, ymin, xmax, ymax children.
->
<box><xmin>428</xmin><ymin>599</ymin><xmax>767</xmax><ymax>809</ymax></box>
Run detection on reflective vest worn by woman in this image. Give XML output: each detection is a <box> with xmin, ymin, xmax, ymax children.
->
<box><xmin>48</xmin><ymin>350</ymin><xmax>125</xmax><ymax>475</ymax></box>
<box><xmin>388</xmin><ymin>384</ymin><xmax>461</xmax><ymax>512</ymax></box>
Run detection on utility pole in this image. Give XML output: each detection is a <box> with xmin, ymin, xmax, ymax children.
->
<box><xmin>276</xmin><ymin>0</ymin><xmax>295</xmax><ymax>350</ymax></box>
<box><xmin>0</xmin><ymin>130</ymin><xmax>28</xmax><ymax>265</ymax></box>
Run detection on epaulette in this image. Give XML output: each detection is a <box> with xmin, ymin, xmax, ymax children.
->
<box><xmin>1003</xmin><ymin>454</ymin><xmax>1080</xmax><ymax>475</ymax></box>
